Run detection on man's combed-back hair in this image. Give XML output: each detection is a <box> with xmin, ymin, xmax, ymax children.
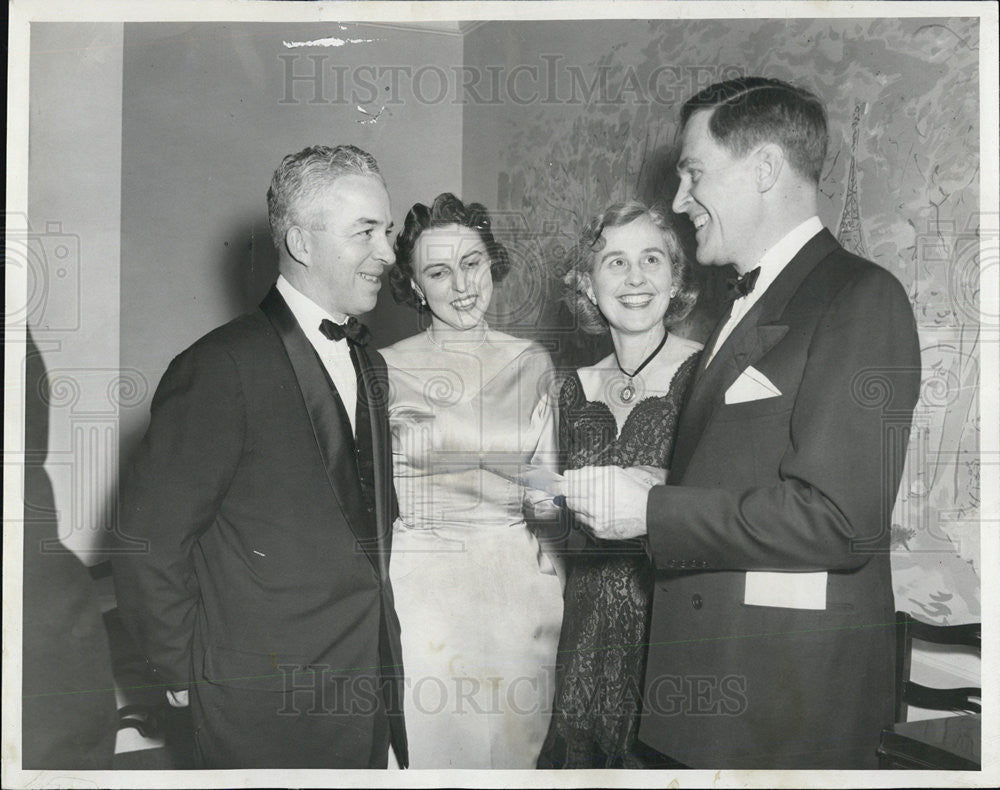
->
<box><xmin>266</xmin><ymin>144</ymin><xmax>382</xmax><ymax>249</ymax></box>
<box><xmin>681</xmin><ymin>77</ymin><xmax>828</xmax><ymax>184</ymax></box>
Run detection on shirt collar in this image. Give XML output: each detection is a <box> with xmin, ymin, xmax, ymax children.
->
<box><xmin>749</xmin><ymin>216</ymin><xmax>824</xmax><ymax>299</ymax></box>
<box><xmin>276</xmin><ymin>274</ymin><xmax>349</xmax><ymax>343</ymax></box>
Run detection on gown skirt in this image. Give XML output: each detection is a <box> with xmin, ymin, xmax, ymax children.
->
<box><xmin>385</xmin><ymin>343</ymin><xmax>564</xmax><ymax>768</ymax></box>
<box><xmin>539</xmin><ymin>352</ymin><xmax>699</xmax><ymax>768</ymax></box>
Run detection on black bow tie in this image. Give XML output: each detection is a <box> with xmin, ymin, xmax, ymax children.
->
<box><xmin>319</xmin><ymin>317</ymin><xmax>370</xmax><ymax>346</ymax></box>
<box><xmin>727</xmin><ymin>266</ymin><xmax>761</xmax><ymax>298</ymax></box>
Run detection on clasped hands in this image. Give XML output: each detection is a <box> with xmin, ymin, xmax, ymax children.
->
<box><xmin>555</xmin><ymin>465</ymin><xmax>665</xmax><ymax>540</ymax></box>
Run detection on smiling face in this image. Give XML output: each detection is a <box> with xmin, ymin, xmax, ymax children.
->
<box><xmin>672</xmin><ymin>109</ymin><xmax>761</xmax><ymax>271</ymax></box>
<box><xmin>300</xmin><ymin>174</ymin><xmax>394</xmax><ymax>317</ymax></box>
<box><xmin>586</xmin><ymin>215</ymin><xmax>675</xmax><ymax>336</ymax></box>
<box><xmin>411</xmin><ymin>224</ymin><xmax>494</xmax><ymax>331</ymax></box>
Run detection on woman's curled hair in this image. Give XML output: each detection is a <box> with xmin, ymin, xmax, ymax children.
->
<box><xmin>562</xmin><ymin>200</ymin><xmax>698</xmax><ymax>334</ymax></box>
<box><xmin>389</xmin><ymin>193</ymin><xmax>511</xmax><ymax>312</ymax></box>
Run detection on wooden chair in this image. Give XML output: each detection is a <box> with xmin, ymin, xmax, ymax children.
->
<box><xmin>877</xmin><ymin>611</ymin><xmax>980</xmax><ymax>769</ymax></box>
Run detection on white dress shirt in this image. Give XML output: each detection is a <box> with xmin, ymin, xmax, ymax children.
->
<box><xmin>706</xmin><ymin>216</ymin><xmax>824</xmax><ymax>365</ymax></box>
<box><xmin>276</xmin><ymin>275</ymin><xmax>358</xmax><ymax>434</ymax></box>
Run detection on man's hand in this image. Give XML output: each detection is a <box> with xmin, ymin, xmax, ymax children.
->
<box><xmin>559</xmin><ymin>466</ymin><xmax>653</xmax><ymax>540</ymax></box>
<box><xmin>624</xmin><ymin>465</ymin><xmax>668</xmax><ymax>487</ymax></box>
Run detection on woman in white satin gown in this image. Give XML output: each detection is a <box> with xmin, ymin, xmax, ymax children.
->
<box><xmin>380</xmin><ymin>193</ymin><xmax>564</xmax><ymax>768</ymax></box>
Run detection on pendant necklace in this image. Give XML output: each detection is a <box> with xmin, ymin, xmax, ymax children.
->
<box><xmin>614</xmin><ymin>332</ymin><xmax>668</xmax><ymax>404</ymax></box>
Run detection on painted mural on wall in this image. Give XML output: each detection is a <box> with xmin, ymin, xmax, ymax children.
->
<box><xmin>489</xmin><ymin>18</ymin><xmax>981</xmax><ymax>623</ymax></box>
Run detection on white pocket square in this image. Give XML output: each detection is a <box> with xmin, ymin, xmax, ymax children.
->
<box><xmin>725</xmin><ymin>365</ymin><xmax>782</xmax><ymax>405</ymax></box>
<box><xmin>744</xmin><ymin>571</ymin><xmax>827</xmax><ymax>610</ymax></box>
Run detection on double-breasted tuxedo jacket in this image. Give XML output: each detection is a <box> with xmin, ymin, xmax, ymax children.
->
<box><xmin>640</xmin><ymin>230</ymin><xmax>921</xmax><ymax>768</ymax></box>
<box><xmin>114</xmin><ymin>287</ymin><xmax>407</xmax><ymax>768</ymax></box>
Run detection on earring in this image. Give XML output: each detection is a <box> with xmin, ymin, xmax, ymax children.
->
<box><xmin>670</xmin><ymin>289</ymin><xmax>678</xmax><ymax>298</ymax></box>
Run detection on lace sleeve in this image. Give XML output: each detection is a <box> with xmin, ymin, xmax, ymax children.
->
<box><xmin>556</xmin><ymin>372</ymin><xmax>581</xmax><ymax>474</ymax></box>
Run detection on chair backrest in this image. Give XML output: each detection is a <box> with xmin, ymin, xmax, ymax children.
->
<box><xmin>894</xmin><ymin>611</ymin><xmax>981</xmax><ymax>722</ymax></box>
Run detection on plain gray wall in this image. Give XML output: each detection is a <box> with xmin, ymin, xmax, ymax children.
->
<box><xmin>28</xmin><ymin>23</ymin><xmax>125</xmax><ymax>557</ymax></box>
<box><xmin>119</xmin><ymin>22</ymin><xmax>465</xmax><ymax>457</ymax></box>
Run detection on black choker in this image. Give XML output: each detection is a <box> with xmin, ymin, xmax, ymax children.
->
<box><xmin>614</xmin><ymin>333</ymin><xmax>668</xmax><ymax>403</ymax></box>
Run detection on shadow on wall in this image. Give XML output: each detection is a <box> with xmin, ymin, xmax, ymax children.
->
<box><xmin>22</xmin><ymin>328</ymin><xmax>118</xmax><ymax>769</ymax></box>
<box><xmin>210</xmin><ymin>214</ymin><xmax>283</xmax><ymax>334</ymax></box>
<box><xmin>118</xmin><ymin>216</ymin><xmax>278</xmax><ymax>469</ymax></box>
<box><xmin>232</xmin><ymin>217</ymin><xmax>281</xmax><ymax>317</ymax></box>
<box><xmin>118</xmin><ymin>206</ymin><xmax>417</xmax><ymax>468</ymax></box>
<box><xmin>638</xmin><ymin>142</ymin><xmax>732</xmax><ymax>347</ymax></box>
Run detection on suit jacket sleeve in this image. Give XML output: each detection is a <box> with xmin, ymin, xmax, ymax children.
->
<box><xmin>647</xmin><ymin>266</ymin><xmax>920</xmax><ymax>572</ymax></box>
<box><xmin>113</xmin><ymin>341</ymin><xmax>245</xmax><ymax>688</ymax></box>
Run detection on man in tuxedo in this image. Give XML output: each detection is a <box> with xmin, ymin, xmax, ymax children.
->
<box><xmin>561</xmin><ymin>78</ymin><xmax>921</xmax><ymax>768</ymax></box>
<box><xmin>113</xmin><ymin>144</ymin><xmax>408</xmax><ymax>768</ymax></box>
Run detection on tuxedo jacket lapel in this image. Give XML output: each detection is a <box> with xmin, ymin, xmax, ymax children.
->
<box><xmin>670</xmin><ymin>332</ymin><xmax>732</xmax><ymax>481</ymax></box>
<box><xmin>352</xmin><ymin>341</ymin><xmax>409</xmax><ymax>764</ymax></box>
<box><xmin>260</xmin><ymin>287</ymin><xmax>378</xmax><ymax>574</ymax></box>
<box><xmin>670</xmin><ymin>230</ymin><xmax>839</xmax><ymax>483</ymax></box>
<box><xmin>353</xmin><ymin>344</ymin><xmax>394</xmax><ymax>577</ymax></box>
<box><xmin>695</xmin><ymin>303</ymin><xmax>732</xmax><ymax>376</ymax></box>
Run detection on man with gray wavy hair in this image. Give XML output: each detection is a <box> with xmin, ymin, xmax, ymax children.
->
<box><xmin>114</xmin><ymin>144</ymin><xmax>407</xmax><ymax>768</ymax></box>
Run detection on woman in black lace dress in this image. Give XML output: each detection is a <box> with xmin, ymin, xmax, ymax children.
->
<box><xmin>540</xmin><ymin>201</ymin><xmax>701</xmax><ymax>768</ymax></box>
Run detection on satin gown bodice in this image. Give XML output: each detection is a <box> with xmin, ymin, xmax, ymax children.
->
<box><xmin>389</xmin><ymin>343</ymin><xmax>556</xmax><ymax>531</ymax></box>
<box><xmin>383</xmin><ymin>336</ymin><xmax>564</xmax><ymax>769</ymax></box>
